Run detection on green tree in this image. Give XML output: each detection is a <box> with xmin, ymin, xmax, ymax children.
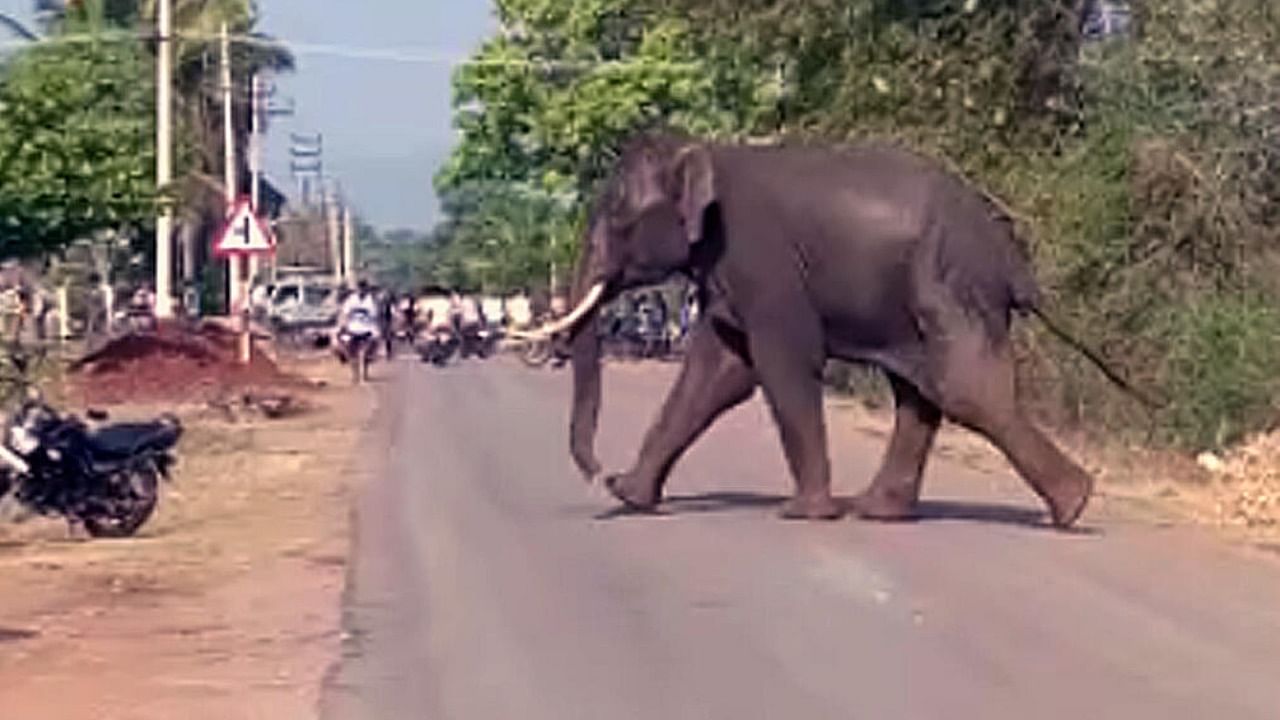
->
<box><xmin>435</xmin><ymin>0</ymin><xmax>779</xmax><ymax>291</ymax></box>
<box><xmin>0</xmin><ymin>11</ymin><xmax>157</xmax><ymax>258</ymax></box>
<box><xmin>435</xmin><ymin>0</ymin><xmax>1280</xmax><ymax>449</ymax></box>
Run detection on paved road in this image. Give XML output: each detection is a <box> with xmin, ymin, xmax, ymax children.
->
<box><xmin>321</xmin><ymin>359</ymin><xmax>1280</xmax><ymax>720</ymax></box>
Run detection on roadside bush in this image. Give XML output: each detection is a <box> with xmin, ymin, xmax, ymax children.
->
<box><xmin>824</xmin><ymin>362</ymin><xmax>891</xmax><ymax>409</ymax></box>
<box><xmin>1158</xmin><ymin>294</ymin><xmax>1280</xmax><ymax>451</ymax></box>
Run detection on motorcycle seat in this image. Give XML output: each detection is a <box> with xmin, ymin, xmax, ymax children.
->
<box><xmin>89</xmin><ymin>419</ymin><xmax>182</xmax><ymax>459</ymax></box>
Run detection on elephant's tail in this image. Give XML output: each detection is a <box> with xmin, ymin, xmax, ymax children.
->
<box><xmin>1028</xmin><ymin>306</ymin><xmax>1165</xmax><ymax>411</ymax></box>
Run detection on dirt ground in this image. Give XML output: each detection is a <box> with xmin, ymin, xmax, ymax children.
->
<box><xmin>0</xmin><ymin>356</ymin><xmax>374</xmax><ymax>720</ymax></box>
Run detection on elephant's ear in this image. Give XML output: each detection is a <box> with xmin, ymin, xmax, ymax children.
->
<box><xmin>672</xmin><ymin>145</ymin><xmax>716</xmax><ymax>245</ymax></box>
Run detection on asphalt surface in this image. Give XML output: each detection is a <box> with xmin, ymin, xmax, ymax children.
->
<box><xmin>321</xmin><ymin>358</ymin><xmax>1280</xmax><ymax>720</ymax></box>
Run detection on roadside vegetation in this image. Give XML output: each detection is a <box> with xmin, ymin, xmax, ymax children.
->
<box><xmin>429</xmin><ymin>0</ymin><xmax>1280</xmax><ymax>454</ymax></box>
<box><xmin>0</xmin><ymin>0</ymin><xmax>290</xmax><ymax>314</ymax></box>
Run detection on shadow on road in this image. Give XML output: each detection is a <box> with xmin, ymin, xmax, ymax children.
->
<box><xmin>0</xmin><ymin>626</ymin><xmax>39</xmax><ymax>643</ymax></box>
<box><xmin>594</xmin><ymin>492</ymin><xmax>1101</xmax><ymax>534</ymax></box>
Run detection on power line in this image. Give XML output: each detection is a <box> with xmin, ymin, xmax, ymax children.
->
<box><xmin>0</xmin><ymin>30</ymin><xmax>702</xmax><ymax>71</ymax></box>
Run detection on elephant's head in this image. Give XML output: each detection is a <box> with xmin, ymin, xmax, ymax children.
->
<box><xmin>537</xmin><ymin>135</ymin><xmax>718</xmax><ymax>480</ymax></box>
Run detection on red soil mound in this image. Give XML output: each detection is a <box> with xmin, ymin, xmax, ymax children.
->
<box><xmin>70</xmin><ymin>322</ymin><xmax>306</xmax><ymax>406</ymax></box>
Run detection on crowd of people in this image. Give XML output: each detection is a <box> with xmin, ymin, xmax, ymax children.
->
<box><xmin>333</xmin><ymin>280</ymin><xmax>700</xmax><ymax>363</ymax></box>
<box><xmin>0</xmin><ymin>269</ymin><xmax>159</xmax><ymax>346</ymax></box>
<box><xmin>335</xmin><ymin>282</ymin><xmax>541</xmax><ymax>359</ymax></box>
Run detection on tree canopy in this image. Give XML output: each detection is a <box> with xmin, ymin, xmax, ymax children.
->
<box><xmin>431</xmin><ymin>0</ymin><xmax>1280</xmax><ymax>449</ymax></box>
<box><xmin>0</xmin><ymin>8</ymin><xmax>157</xmax><ymax>258</ymax></box>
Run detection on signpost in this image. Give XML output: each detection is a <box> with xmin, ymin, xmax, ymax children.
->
<box><xmin>214</xmin><ymin>199</ymin><xmax>277</xmax><ymax>364</ymax></box>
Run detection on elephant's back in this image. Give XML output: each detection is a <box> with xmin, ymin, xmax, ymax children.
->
<box><xmin>713</xmin><ymin>145</ymin><xmax>931</xmax><ymax>361</ymax></box>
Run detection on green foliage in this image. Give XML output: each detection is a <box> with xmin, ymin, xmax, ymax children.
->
<box><xmin>2</xmin><ymin>0</ymin><xmax>290</xmax><ymax>280</ymax></box>
<box><xmin>1159</xmin><ymin>294</ymin><xmax>1280</xmax><ymax>451</ymax></box>
<box><xmin>434</xmin><ymin>0</ymin><xmax>1280</xmax><ymax>450</ymax></box>
<box><xmin>1013</xmin><ymin>2</ymin><xmax>1280</xmax><ymax>449</ymax></box>
<box><xmin>432</xmin><ymin>0</ymin><xmax>774</xmax><ymax>294</ymax></box>
<box><xmin>0</xmin><ymin>20</ymin><xmax>158</xmax><ymax>258</ymax></box>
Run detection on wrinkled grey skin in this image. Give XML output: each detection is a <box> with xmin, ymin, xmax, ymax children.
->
<box><xmin>565</xmin><ymin>134</ymin><xmax>1092</xmax><ymax>527</ymax></box>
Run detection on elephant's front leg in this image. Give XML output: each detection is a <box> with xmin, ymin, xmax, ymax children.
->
<box><xmin>850</xmin><ymin>374</ymin><xmax>942</xmax><ymax>521</ymax></box>
<box><xmin>749</xmin><ymin>324</ymin><xmax>845</xmax><ymax>521</ymax></box>
<box><xmin>606</xmin><ymin>322</ymin><xmax>757</xmax><ymax>510</ymax></box>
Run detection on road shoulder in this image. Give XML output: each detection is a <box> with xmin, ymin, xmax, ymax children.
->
<box><xmin>0</xmin><ymin>359</ymin><xmax>374</xmax><ymax>719</ymax></box>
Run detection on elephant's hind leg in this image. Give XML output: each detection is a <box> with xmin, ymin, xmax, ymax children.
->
<box><xmin>606</xmin><ymin>321</ymin><xmax>757</xmax><ymax>510</ymax></box>
<box><xmin>850</xmin><ymin>374</ymin><xmax>942</xmax><ymax>521</ymax></box>
<box><xmin>748</xmin><ymin>323</ymin><xmax>845</xmax><ymax>521</ymax></box>
<box><xmin>931</xmin><ymin>331</ymin><xmax>1093</xmax><ymax>529</ymax></box>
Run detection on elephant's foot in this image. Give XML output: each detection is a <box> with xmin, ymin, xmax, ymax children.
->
<box><xmin>848</xmin><ymin>483</ymin><xmax>918</xmax><ymax>522</ymax></box>
<box><xmin>1041</xmin><ymin>468</ymin><xmax>1094</xmax><ymax>529</ymax></box>
<box><xmin>604</xmin><ymin>473</ymin><xmax>660</xmax><ymax>513</ymax></box>
<box><xmin>778</xmin><ymin>493</ymin><xmax>846</xmax><ymax>521</ymax></box>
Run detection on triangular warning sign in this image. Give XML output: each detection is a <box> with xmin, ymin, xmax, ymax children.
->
<box><xmin>214</xmin><ymin>199</ymin><xmax>276</xmax><ymax>256</ymax></box>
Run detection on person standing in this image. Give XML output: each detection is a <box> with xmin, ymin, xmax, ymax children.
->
<box><xmin>85</xmin><ymin>273</ymin><xmax>109</xmax><ymax>344</ymax></box>
<box><xmin>31</xmin><ymin>284</ymin><xmax>50</xmax><ymax>342</ymax></box>
<box><xmin>379</xmin><ymin>289</ymin><xmax>396</xmax><ymax>359</ymax></box>
<box><xmin>507</xmin><ymin>289</ymin><xmax>533</xmax><ymax>331</ymax></box>
<box><xmin>456</xmin><ymin>291</ymin><xmax>485</xmax><ymax>358</ymax></box>
<box><xmin>0</xmin><ymin>282</ymin><xmax>22</xmax><ymax>343</ymax></box>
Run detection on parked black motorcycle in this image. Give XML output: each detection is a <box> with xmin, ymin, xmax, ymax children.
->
<box><xmin>0</xmin><ymin>395</ymin><xmax>183</xmax><ymax>538</ymax></box>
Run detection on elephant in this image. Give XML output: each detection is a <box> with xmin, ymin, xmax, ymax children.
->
<box><xmin>536</xmin><ymin>133</ymin><xmax>1107</xmax><ymax>528</ymax></box>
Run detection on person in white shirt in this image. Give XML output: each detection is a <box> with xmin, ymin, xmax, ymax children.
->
<box><xmin>457</xmin><ymin>293</ymin><xmax>483</xmax><ymax>330</ymax></box>
<box><xmin>506</xmin><ymin>290</ymin><xmax>533</xmax><ymax>330</ymax></box>
<box><xmin>419</xmin><ymin>289</ymin><xmax>454</xmax><ymax>334</ymax></box>
<box><xmin>338</xmin><ymin>281</ymin><xmax>380</xmax><ymax>339</ymax></box>
<box><xmin>480</xmin><ymin>296</ymin><xmax>505</xmax><ymax>328</ymax></box>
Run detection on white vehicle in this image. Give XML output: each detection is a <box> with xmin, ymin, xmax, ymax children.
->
<box><xmin>266</xmin><ymin>271</ymin><xmax>340</xmax><ymax>345</ymax></box>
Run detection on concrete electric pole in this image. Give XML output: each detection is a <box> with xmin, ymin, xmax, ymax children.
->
<box><xmin>326</xmin><ymin>187</ymin><xmax>343</xmax><ymax>288</ymax></box>
<box><xmin>221</xmin><ymin>23</ymin><xmax>243</xmax><ymax>316</ymax></box>
<box><xmin>342</xmin><ymin>204</ymin><xmax>355</xmax><ymax>286</ymax></box>
<box><xmin>249</xmin><ymin>72</ymin><xmax>263</xmax><ymax>288</ymax></box>
<box><xmin>153</xmin><ymin>0</ymin><xmax>174</xmax><ymax>318</ymax></box>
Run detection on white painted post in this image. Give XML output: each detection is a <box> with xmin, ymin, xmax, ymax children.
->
<box><xmin>153</xmin><ymin>0</ymin><xmax>174</xmax><ymax>319</ymax></box>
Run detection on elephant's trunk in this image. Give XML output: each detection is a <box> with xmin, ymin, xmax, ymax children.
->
<box><xmin>569</xmin><ymin>304</ymin><xmax>604</xmax><ymax>480</ymax></box>
<box><xmin>568</xmin><ymin>222</ymin><xmax>610</xmax><ymax>481</ymax></box>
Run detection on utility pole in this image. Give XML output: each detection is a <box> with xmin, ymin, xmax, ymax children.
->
<box><xmin>326</xmin><ymin>187</ymin><xmax>343</xmax><ymax>288</ymax></box>
<box><xmin>290</xmin><ymin>133</ymin><xmax>323</xmax><ymax>206</ymax></box>
<box><xmin>221</xmin><ymin>22</ymin><xmax>242</xmax><ymax>316</ymax></box>
<box><xmin>249</xmin><ymin>72</ymin><xmax>263</xmax><ymax>289</ymax></box>
<box><xmin>342</xmin><ymin>204</ymin><xmax>355</xmax><ymax>285</ymax></box>
<box><xmin>153</xmin><ymin>0</ymin><xmax>174</xmax><ymax>318</ymax></box>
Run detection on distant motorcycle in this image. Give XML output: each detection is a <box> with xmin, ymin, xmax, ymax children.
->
<box><xmin>112</xmin><ymin>302</ymin><xmax>158</xmax><ymax>335</ymax></box>
<box><xmin>417</xmin><ymin>326</ymin><xmax>459</xmax><ymax>367</ymax></box>
<box><xmin>334</xmin><ymin>306</ymin><xmax>380</xmax><ymax>384</ymax></box>
<box><xmin>459</xmin><ymin>323</ymin><xmax>500</xmax><ymax>360</ymax></box>
<box><xmin>0</xmin><ymin>395</ymin><xmax>182</xmax><ymax>538</ymax></box>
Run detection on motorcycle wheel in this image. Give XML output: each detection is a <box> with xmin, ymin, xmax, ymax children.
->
<box><xmin>521</xmin><ymin>339</ymin><xmax>552</xmax><ymax>368</ymax></box>
<box><xmin>83</xmin><ymin>461</ymin><xmax>160</xmax><ymax>539</ymax></box>
<box><xmin>432</xmin><ymin>338</ymin><xmax>454</xmax><ymax>367</ymax></box>
<box><xmin>352</xmin><ymin>341</ymin><xmax>368</xmax><ymax>385</ymax></box>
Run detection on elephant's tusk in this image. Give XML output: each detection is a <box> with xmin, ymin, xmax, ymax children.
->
<box><xmin>525</xmin><ymin>283</ymin><xmax>606</xmax><ymax>339</ymax></box>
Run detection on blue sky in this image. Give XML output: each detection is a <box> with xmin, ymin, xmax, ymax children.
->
<box><xmin>259</xmin><ymin>1</ymin><xmax>495</xmax><ymax>231</ymax></box>
<box><xmin>0</xmin><ymin>0</ymin><xmax>496</xmax><ymax>231</ymax></box>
